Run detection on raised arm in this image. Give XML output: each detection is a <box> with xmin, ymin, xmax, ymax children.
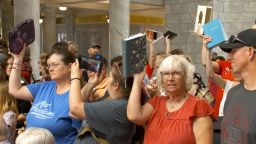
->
<box><xmin>200</xmin><ymin>36</ymin><xmax>221</xmax><ymax>73</ymax></box>
<box><xmin>204</xmin><ymin>37</ymin><xmax>226</xmax><ymax>88</ymax></box>
<box><xmin>165</xmin><ymin>36</ymin><xmax>172</xmax><ymax>54</ymax></box>
<box><xmin>8</xmin><ymin>44</ymin><xmax>33</xmax><ymax>101</ymax></box>
<box><xmin>127</xmin><ymin>69</ymin><xmax>153</xmax><ymax>125</ymax></box>
<box><xmin>69</xmin><ymin>59</ymin><xmax>86</xmax><ymax>120</ymax></box>
<box><xmin>80</xmin><ymin>72</ymin><xmax>99</xmax><ymax>102</ymax></box>
<box><xmin>147</xmin><ymin>38</ymin><xmax>155</xmax><ymax>70</ymax></box>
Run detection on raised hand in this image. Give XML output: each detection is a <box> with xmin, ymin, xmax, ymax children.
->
<box><xmin>12</xmin><ymin>43</ymin><xmax>26</xmax><ymax>62</ymax></box>
<box><xmin>202</xmin><ymin>35</ymin><xmax>213</xmax><ymax>47</ymax></box>
<box><xmin>133</xmin><ymin>68</ymin><xmax>146</xmax><ymax>83</ymax></box>
<box><xmin>71</xmin><ymin>59</ymin><xmax>82</xmax><ymax>79</ymax></box>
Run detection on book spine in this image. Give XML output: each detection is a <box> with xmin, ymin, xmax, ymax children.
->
<box><xmin>122</xmin><ymin>40</ymin><xmax>128</xmax><ymax>78</ymax></box>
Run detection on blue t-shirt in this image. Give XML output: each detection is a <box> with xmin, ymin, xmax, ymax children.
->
<box><xmin>26</xmin><ymin>81</ymin><xmax>81</xmax><ymax>144</ymax></box>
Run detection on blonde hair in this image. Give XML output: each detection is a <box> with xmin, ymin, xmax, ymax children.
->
<box><xmin>0</xmin><ymin>81</ymin><xmax>17</xmax><ymax>116</ymax></box>
<box><xmin>156</xmin><ymin>55</ymin><xmax>195</xmax><ymax>92</ymax></box>
<box><xmin>15</xmin><ymin>127</ymin><xmax>55</xmax><ymax>144</ymax></box>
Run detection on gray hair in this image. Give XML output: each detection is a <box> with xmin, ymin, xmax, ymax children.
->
<box><xmin>156</xmin><ymin>55</ymin><xmax>195</xmax><ymax>92</ymax></box>
<box><xmin>15</xmin><ymin>127</ymin><xmax>55</xmax><ymax>144</ymax></box>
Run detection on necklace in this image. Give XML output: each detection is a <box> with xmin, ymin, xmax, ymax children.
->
<box><xmin>168</xmin><ymin>99</ymin><xmax>176</xmax><ymax>109</ymax></box>
<box><xmin>167</xmin><ymin>95</ymin><xmax>187</xmax><ymax>109</ymax></box>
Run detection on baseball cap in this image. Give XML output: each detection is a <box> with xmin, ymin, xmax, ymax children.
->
<box><xmin>90</xmin><ymin>44</ymin><xmax>101</xmax><ymax>49</ymax></box>
<box><xmin>219</xmin><ymin>29</ymin><xmax>256</xmax><ymax>53</ymax></box>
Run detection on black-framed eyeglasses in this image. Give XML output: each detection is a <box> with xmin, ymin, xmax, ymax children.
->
<box><xmin>228</xmin><ymin>35</ymin><xmax>248</xmax><ymax>46</ymax></box>
<box><xmin>161</xmin><ymin>71</ymin><xmax>183</xmax><ymax>79</ymax></box>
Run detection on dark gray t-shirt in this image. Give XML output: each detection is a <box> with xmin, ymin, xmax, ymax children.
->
<box><xmin>221</xmin><ymin>83</ymin><xmax>256</xmax><ymax>144</ymax></box>
<box><xmin>76</xmin><ymin>98</ymin><xmax>136</xmax><ymax>144</ymax></box>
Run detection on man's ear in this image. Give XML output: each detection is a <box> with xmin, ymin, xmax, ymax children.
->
<box><xmin>248</xmin><ymin>47</ymin><xmax>255</xmax><ymax>61</ymax></box>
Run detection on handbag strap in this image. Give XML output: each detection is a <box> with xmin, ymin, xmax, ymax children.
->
<box><xmin>78</xmin><ymin>126</ymin><xmax>109</xmax><ymax>144</ymax></box>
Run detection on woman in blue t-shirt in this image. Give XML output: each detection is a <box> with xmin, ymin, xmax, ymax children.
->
<box><xmin>9</xmin><ymin>44</ymin><xmax>81</xmax><ymax>144</ymax></box>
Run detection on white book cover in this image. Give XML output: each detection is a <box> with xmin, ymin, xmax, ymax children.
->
<box><xmin>194</xmin><ymin>5</ymin><xmax>213</xmax><ymax>35</ymax></box>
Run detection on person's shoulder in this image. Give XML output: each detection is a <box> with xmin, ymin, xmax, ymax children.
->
<box><xmin>149</xmin><ymin>95</ymin><xmax>166</xmax><ymax>101</ymax></box>
<box><xmin>229</xmin><ymin>82</ymin><xmax>243</xmax><ymax>91</ymax></box>
<box><xmin>147</xmin><ymin>96</ymin><xmax>168</xmax><ymax>108</ymax></box>
<box><xmin>186</xmin><ymin>96</ymin><xmax>213</xmax><ymax>116</ymax></box>
<box><xmin>38</xmin><ymin>81</ymin><xmax>55</xmax><ymax>86</ymax></box>
<box><xmin>29</xmin><ymin>81</ymin><xmax>56</xmax><ymax>89</ymax></box>
<box><xmin>187</xmin><ymin>95</ymin><xmax>211</xmax><ymax>106</ymax></box>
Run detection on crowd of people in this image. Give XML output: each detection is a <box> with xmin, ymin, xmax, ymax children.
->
<box><xmin>1</xmin><ymin>21</ymin><xmax>256</xmax><ymax>144</ymax></box>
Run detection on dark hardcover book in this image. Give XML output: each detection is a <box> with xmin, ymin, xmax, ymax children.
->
<box><xmin>203</xmin><ymin>19</ymin><xmax>227</xmax><ymax>49</ymax></box>
<box><xmin>122</xmin><ymin>33</ymin><xmax>147</xmax><ymax>78</ymax></box>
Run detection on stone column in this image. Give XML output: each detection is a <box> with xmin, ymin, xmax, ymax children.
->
<box><xmin>65</xmin><ymin>10</ymin><xmax>75</xmax><ymax>41</ymax></box>
<box><xmin>14</xmin><ymin>0</ymin><xmax>40</xmax><ymax>79</ymax></box>
<box><xmin>109</xmin><ymin>0</ymin><xmax>130</xmax><ymax>59</ymax></box>
<box><xmin>1</xmin><ymin>3</ymin><xmax>14</xmax><ymax>40</ymax></box>
<box><xmin>42</xmin><ymin>5</ymin><xmax>56</xmax><ymax>53</ymax></box>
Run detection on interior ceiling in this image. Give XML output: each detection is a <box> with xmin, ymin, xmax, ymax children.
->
<box><xmin>40</xmin><ymin>0</ymin><xmax>165</xmax><ymax>18</ymax></box>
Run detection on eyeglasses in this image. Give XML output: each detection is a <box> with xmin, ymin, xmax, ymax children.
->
<box><xmin>46</xmin><ymin>63</ymin><xmax>64</xmax><ymax>69</ymax></box>
<box><xmin>228</xmin><ymin>35</ymin><xmax>248</xmax><ymax>46</ymax></box>
<box><xmin>161</xmin><ymin>71</ymin><xmax>183</xmax><ymax>79</ymax></box>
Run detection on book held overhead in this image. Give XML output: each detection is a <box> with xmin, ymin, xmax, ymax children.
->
<box><xmin>203</xmin><ymin>19</ymin><xmax>228</xmax><ymax>49</ymax></box>
<box><xmin>122</xmin><ymin>33</ymin><xmax>147</xmax><ymax>78</ymax></box>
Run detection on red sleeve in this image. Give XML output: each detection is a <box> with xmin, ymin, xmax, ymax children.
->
<box><xmin>146</xmin><ymin>64</ymin><xmax>154</xmax><ymax>78</ymax></box>
<box><xmin>217</xmin><ymin>60</ymin><xmax>234</xmax><ymax>80</ymax></box>
<box><xmin>188</xmin><ymin>97</ymin><xmax>214</xmax><ymax>119</ymax></box>
<box><xmin>148</xmin><ymin>96</ymin><xmax>158</xmax><ymax>108</ymax></box>
<box><xmin>147</xmin><ymin>96</ymin><xmax>166</xmax><ymax>110</ymax></box>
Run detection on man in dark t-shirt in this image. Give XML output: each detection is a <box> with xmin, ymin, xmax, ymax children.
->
<box><xmin>219</xmin><ymin>29</ymin><xmax>256</xmax><ymax>144</ymax></box>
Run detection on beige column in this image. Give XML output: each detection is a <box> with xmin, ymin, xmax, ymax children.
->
<box><xmin>14</xmin><ymin>0</ymin><xmax>40</xmax><ymax>79</ymax></box>
<box><xmin>42</xmin><ymin>5</ymin><xmax>56</xmax><ymax>53</ymax></box>
<box><xmin>109</xmin><ymin>0</ymin><xmax>130</xmax><ymax>59</ymax></box>
<box><xmin>1</xmin><ymin>2</ymin><xmax>14</xmax><ymax>40</ymax></box>
<box><xmin>65</xmin><ymin>10</ymin><xmax>74</xmax><ymax>41</ymax></box>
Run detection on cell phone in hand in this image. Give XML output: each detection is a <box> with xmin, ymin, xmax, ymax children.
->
<box><xmin>163</xmin><ymin>31</ymin><xmax>177</xmax><ymax>39</ymax></box>
<box><xmin>9</xmin><ymin>19</ymin><xmax>35</xmax><ymax>54</ymax></box>
<box><xmin>78</xmin><ymin>56</ymin><xmax>102</xmax><ymax>74</ymax></box>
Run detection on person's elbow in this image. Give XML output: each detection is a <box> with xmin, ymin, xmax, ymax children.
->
<box><xmin>69</xmin><ymin>103</ymin><xmax>85</xmax><ymax>120</ymax></box>
<box><xmin>8</xmin><ymin>87</ymin><xmax>18</xmax><ymax>98</ymax></box>
<box><xmin>8</xmin><ymin>88</ymin><xmax>14</xmax><ymax>96</ymax></box>
<box><xmin>127</xmin><ymin>112</ymin><xmax>145</xmax><ymax>126</ymax></box>
<box><xmin>127</xmin><ymin>112</ymin><xmax>136</xmax><ymax>122</ymax></box>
